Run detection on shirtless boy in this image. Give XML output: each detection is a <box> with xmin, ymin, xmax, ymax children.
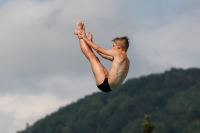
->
<box><xmin>74</xmin><ymin>20</ymin><xmax>130</xmax><ymax>92</ymax></box>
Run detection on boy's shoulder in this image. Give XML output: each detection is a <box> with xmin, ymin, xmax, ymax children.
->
<box><xmin>113</xmin><ymin>49</ymin><xmax>128</xmax><ymax>59</ymax></box>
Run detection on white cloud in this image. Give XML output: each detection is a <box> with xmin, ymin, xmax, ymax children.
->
<box><xmin>0</xmin><ymin>93</ymin><xmax>71</xmax><ymax>133</ymax></box>
<box><xmin>133</xmin><ymin>8</ymin><xmax>200</xmax><ymax>69</ymax></box>
<box><xmin>37</xmin><ymin>74</ymin><xmax>97</xmax><ymax>99</ymax></box>
<box><xmin>0</xmin><ymin>0</ymin><xmax>120</xmax><ymax>132</ymax></box>
<box><xmin>0</xmin><ymin>0</ymin><xmax>118</xmax><ymax>92</ymax></box>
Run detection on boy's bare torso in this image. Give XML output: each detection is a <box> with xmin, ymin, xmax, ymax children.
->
<box><xmin>108</xmin><ymin>49</ymin><xmax>130</xmax><ymax>90</ymax></box>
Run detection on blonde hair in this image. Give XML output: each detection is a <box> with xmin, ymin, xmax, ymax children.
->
<box><xmin>112</xmin><ymin>36</ymin><xmax>129</xmax><ymax>52</ymax></box>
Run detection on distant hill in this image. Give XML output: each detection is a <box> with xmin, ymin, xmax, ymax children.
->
<box><xmin>17</xmin><ymin>68</ymin><xmax>200</xmax><ymax>133</ymax></box>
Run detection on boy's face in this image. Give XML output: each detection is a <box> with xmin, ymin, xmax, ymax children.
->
<box><xmin>112</xmin><ymin>43</ymin><xmax>120</xmax><ymax>50</ymax></box>
<box><xmin>112</xmin><ymin>43</ymin><xmax>117</xmax><ymax>49</ymax></box>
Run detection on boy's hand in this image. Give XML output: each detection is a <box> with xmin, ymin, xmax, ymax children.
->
<box><xmin>79</xmin><ymin>30</ymin><xmax>87</xmax><ymax>40</ymax></box>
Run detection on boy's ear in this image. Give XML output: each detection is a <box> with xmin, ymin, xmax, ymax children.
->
<box><xmin>117</xmin><ymin>45</ymin><xmax>121</xmax><ymax>49</ymax></box>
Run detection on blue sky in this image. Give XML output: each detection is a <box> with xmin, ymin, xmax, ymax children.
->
<box><xmin>117</xmin><ymin>0</ymin><xmax>200</xmax><ymax>30</ymax></box>
<box><xmin>0</xmin><ymin>0</ymin><xmax>8</xmax><ymax>5</ymax></box>
<box><xmin>0</xmin><ymin>0</ymin><xmax>200</xmax><ymax>133</ymax></box>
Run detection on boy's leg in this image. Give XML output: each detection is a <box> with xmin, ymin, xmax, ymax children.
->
<box><xmin>79</xmin><ymin>38</ymin><xmax>107</xmax><ymax>85</ymax></box>
<box><xmin>87</xmin><ymin>32</ymin><xmax>109</xmax><ymax>76</ymax></box>
<box><xmin>75</xmin><ymin>20</ymin><xmax>108</xmax><ymax>85</ymax></box>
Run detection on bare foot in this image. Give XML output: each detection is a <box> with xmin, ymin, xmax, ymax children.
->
<box><xmin>88</xmin><ymin>32</ymin><xmax>93</xmax><ymax>42</ymax></box>
<box><xmin>74</xmin><ymin>20</ymin><xmax>85</xmax><ymax>36</ymax></box>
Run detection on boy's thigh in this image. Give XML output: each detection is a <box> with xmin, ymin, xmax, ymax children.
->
<box><xmin>89</xmin><ymin>57</ymin><xmax>107</xmax><ymax>85</ymax></box>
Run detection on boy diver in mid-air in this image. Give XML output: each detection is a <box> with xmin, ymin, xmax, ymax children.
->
<box><xmin>74</xmin><ymin>20</ymin><xmax>130</xmax><ymax>92</ymax></box>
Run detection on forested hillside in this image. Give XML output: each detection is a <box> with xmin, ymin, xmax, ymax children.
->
<box><xmin>17</xmin><ymin>68</ymin><xmax>200</xmax><ymax>133</ymax></box>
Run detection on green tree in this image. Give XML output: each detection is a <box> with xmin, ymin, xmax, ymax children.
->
<box><xmin>142</xmin><ymin>114</ymin><xmax>155</xmax><ymax>133</ymax></box>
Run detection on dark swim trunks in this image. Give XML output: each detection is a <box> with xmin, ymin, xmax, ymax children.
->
<box><xmin>97</xmin><ymin>77</ymin><xmax>112</xmax><ymax>92</ymax></box>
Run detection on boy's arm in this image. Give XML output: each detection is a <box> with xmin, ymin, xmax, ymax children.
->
<box><xmin>97</xmin><ymin>52</ymin><xmax>113</xmax><ymax>61</ymax></box>
<box><xmin>79</xmin><ymin>30</ymin><xmax>117</xmax><ymax>57</ymax></box>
